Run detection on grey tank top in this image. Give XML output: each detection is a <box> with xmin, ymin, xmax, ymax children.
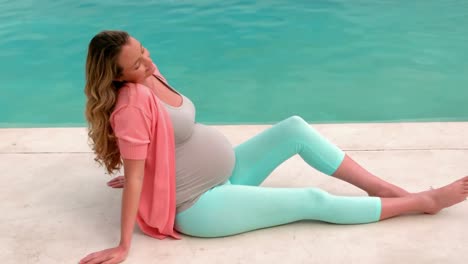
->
<box><xmin>158</xmin><ymin>80</ymin><xmax>236</xmax><ymax>213</ymax></box>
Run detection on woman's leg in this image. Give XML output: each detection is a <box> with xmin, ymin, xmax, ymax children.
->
<box><xmin>333</xmin><ymin>155</ymin><xmax>409</xmax><ymax>197</ymax></box>
<box><xmin>175</xmin><ymin>177</ymin><xmax>467</xmax><ymax>238</ymax></box>
<box><xmin>176</xmin><ymin>184</ymin><xmax>382</xmax><ymax>237</ymax></box>
<box><xmin>230</xmin><ymin>115</ymin><xmax>408</xmax><ymax>196</ymax></box>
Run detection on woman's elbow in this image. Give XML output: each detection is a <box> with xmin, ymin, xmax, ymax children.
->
<box><xmin>123</xmin><ymin>159</ymin><xmax>146</xmax><ymax>181</ymax></box>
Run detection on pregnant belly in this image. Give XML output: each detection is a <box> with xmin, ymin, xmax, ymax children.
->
<box><xmin>174</xmin><ymin>123</ymin><xmax>236</xmax><ymax>189</ymax></box>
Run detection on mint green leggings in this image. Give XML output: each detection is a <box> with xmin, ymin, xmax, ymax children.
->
<box><xmin>175</xmin><ymin>116</ymin><xmax>382</xmax><ymax>237</ymax></box>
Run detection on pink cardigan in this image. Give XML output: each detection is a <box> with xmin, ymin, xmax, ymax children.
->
<box><xmin>110</xmin><ymin>64</ymin><xmax>181</xmax><ymax>240</ymax></box>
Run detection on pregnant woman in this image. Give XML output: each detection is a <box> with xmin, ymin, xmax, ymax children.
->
<box><xmin>79</xmin><ymin>30</ymin><xmax>467</xmax><ymax>264</ymax></box>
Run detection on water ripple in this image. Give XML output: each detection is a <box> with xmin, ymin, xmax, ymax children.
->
<box><xmin>1</xmin><ymin>0</ymin><xmax>468</xmax><ymax>126</ymax></box>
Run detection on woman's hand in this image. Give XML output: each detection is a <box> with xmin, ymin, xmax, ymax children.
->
<box><xmin>79</xmin><ymin>245</ymin><xmax>129</xmax><ymax>264</ymax></box>
<box><xmin>107</xmin><ymin>176</ymin><xmax>125</xmax><ymax>188</ymax></box>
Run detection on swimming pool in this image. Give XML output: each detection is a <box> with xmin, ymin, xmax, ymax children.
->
<box><xmin>1</xmin><ymin>0</ymin><xmax>467</xmax><ymax>127</ymax></box>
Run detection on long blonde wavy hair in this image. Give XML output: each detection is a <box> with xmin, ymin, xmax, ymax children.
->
<box><xmin>84</xmin><ymin>30</ymin><xmax>129</xmax><ymax>174</ymax></box>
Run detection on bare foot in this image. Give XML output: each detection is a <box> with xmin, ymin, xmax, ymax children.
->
<box><xmin>420</xmin><ymin>176</ymin><xmax>468</xmax><ymax>214</ymax></box>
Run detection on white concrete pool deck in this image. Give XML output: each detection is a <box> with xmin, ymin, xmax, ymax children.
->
<box><xmin>1</xmin><ymin>122</ymin><xmax>467</xmax><ymax>264</ymax></box>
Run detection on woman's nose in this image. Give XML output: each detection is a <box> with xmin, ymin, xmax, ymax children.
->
<box><xmin>142</xmin><ymin>55</ymin><xmax>152</xmax><ymax>65</ymax></box>
<box><xmin>144</xmin><ymin>49</ymin><xmax>151</xmax><ymax>59</ymax></box>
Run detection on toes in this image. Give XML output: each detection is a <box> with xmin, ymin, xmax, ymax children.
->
<box><xmin>463</xmin><ymin>186</ymin><xmax>468</xmax><ymax>194</ymax></box>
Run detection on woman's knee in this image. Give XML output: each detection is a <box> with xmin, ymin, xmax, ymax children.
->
<box><xmin>283</xmin><ymin>115</ymin><xmax>309</xmax><ymax>130</ymax></box>
<box><xmin>285</xmin><ymin>115</ymin><xmax>308</xmax><ymax>126</ymax></box>
<box><xmin>281</xmin><ymin>115</ymin><xmax>316</xmax><ymax>138</ymax></box>
<box><xmin>304</xmin><ymin>188</ymin><xmax>332</xmax><ymax>204</ymax></box>
<box><xmin>301</xmin><ymin>188</ymin><xmax>337</xmax><ymax>218</ymax></box>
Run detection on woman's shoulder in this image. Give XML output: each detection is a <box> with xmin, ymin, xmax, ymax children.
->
<box><xmin>118</xmin><ymin>82</ymin><xmax>154</xmax><ymax>103</ymax></box>
<box><xmin>120</xmin><ymin>82</ymin><xmax>152</xmax><ymax>97</ymax></box>
<box><xmin>113</xmin><ymin>82</ymin><xmax>155</xmax><ymax>116</ymax></box>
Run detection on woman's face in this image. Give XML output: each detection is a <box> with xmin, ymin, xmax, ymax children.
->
<box><xmin>116</xmin><ymin>36</ymin><xmax>155</xmax><ymax>83</ymax></box>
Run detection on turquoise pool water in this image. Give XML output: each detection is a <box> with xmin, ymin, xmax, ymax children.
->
<box><xmin>1</xmin><ymin>0</ymin><xmax>467</xmax><ymax>127</ymax></box>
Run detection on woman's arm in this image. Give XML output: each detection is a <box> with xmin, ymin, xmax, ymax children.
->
<box><xmin>119</xmin><ymin>158</ymin><xmax>145</xmax><ymax>249</ymax></box>
<box><xmin>79</xmin><ymin>159</ymin><xmax>145</xmax><ymax>264</ymax></box>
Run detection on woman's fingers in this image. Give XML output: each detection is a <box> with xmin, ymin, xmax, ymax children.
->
<box><xmin>107</xmin><ymin>176</ymin><xmax>124</xmax><ymax>184</ymax></box>
<box><xmin>107</xmin><ymin>179</ymin><xmax>120</xmax><ymax>185</ymax></box>
<box><xmin>80</xmin><ymin>252</ymin><xmax>99</xmax><ymax>263</ymax></box>
<box><xmin>87</xmin><ymin>254</ymin><xmax>113</xmax><ymax>264</ymax></box>
<box><xmin>107</xmin><ymin>176</ymin><xmax>125</xmax><ymax>188</ymax></box>
<box><xmin>107</xmin><ymin>182</ymin><xmax>124</xmax><ymax>188</ymax></box>
<box><xmin>101</xmin><ymin>257</ymin><xmax>121</xmax><ymax>264</ymax></box>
